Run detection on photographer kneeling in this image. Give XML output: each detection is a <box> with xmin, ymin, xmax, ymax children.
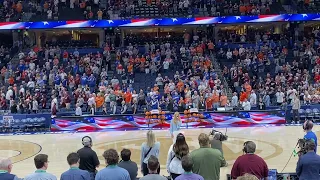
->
<box><xmin>209</xmin><ymin>130</ymin><xmax>228</xmax><ymax>166</ymax></box>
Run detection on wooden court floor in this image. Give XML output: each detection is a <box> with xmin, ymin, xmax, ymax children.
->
<box><xmin>0</xmin><ymin>126</ymin><xmax>317</xmax><ymax>180</ymax></box>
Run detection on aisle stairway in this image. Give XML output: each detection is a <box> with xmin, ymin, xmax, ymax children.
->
<box><xmin>211</xmin><ymin>55</ymin><xmax>233</xmax><ymax>98</ymax></box>
<box><xmin>133</xmin><ymin>0</ymin><xmax>160</xmax><ymax>17</ymax></box>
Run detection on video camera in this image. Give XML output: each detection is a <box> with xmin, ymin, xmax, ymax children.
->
<box><xmin>297</xmin><ymin>138</ymin><xmax>307</xmax><ymax>157</ymax></box>
<box><xmin>209</xmin><ymin>129</ymin><xmax>228</xmax><ymax>141</ymax></box>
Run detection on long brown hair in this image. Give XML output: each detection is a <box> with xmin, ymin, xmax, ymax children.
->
<box><xmin>173</xmin><ymin>133</ymin><xmax>189</xmax><ymax>159</ymax></box>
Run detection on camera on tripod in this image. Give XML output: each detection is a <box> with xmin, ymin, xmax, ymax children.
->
<box><xmin>209</xmin><ymin>129</ymin><xmax>228</xmax><ymax>141</ymax></box>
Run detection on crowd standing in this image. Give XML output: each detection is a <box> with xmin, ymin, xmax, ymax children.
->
<box><xmin>212</xmin><ymin>26</ymin><xmax>320</xmax><ymax>122</ymax></box>
<box><xmin>3</xmin><ymin>27</ymin><xmax>320</xmax><ymax>120</ymax></box>
<box><xmin>0</xmin><ymin>33</ymin><xmax>238</xmax><ymax>117</ymax></box>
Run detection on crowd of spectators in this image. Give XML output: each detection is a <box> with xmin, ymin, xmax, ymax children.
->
<box><xmin>214</xmin><ymin>26</ymin><xmax>320</xmax><ymax>118</ymax></box>
<box><xmin>0</xmin><ymin>32</ymin><xmax>236</xmax><ymax>116</ymax></box>
<box><xmin>0</xmin><ymin>0</ymin><xmax>23</xmax><ymax>22</ymax></box>
<box><xmin>0</xmin><ymin>0</ymin><xmax>288</xmax><ymax>22</ymax></box>
<box><xmin>2</xmin><ymin>26</ymin><xmax>320</xmax><ymax>118</ymax></box>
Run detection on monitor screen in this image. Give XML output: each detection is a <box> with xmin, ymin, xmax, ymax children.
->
<box><xmin>268</xmin><ymin>169</ymin><xmax>277</xmax><ymax>180</ymax></box>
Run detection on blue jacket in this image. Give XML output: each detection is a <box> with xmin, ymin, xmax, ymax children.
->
<box><xmin>0</xmin><ymin>172</ymin><xmax>18</xmax><ymax>180</ymax></box>
<box><xmin>60</xmin><ymin>167</ymin><xmax>90</xmax><ymax>180</ymax></box>
<box><xmin>296</xmin><ymin>152</ymin><xmax>320</xmax><ymax>180</ymax></box>
<box><xmin>304</xmin><ymin>131</ymin><xmax>318</xmax><ymax>153</ymax></box>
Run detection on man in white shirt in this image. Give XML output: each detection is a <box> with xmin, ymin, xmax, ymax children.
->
<box><xmin>231</xmin><ymin>92</ymin><xmax>238</xmax><ymax>108</ymax></box>
<box><xmin>87</xmin><ymin>94</ymin><xmax>96</xmax><ymax>108</ymax></box>
<box><xmin>249</xmin><ymin>90</ymin><xmax>257</xmax><ymax>106</ymax></box>
<box><xmin>180</xmin><ymin>46</ymin><xmax>186</xmax><ymax>55</ymax></box>
<box><xmin>275</xmin><ymin>90</ymin><xmax>285</xmax><ymax>106</ymax></box>
<box><xmin>226</xmin><ymin>50</ymin><xmax>232</xmax><ymax>59</ymax></box>
<box><xmin>18</xmin><ymin>51</ymin><xmax>25</xmax><ymax>59</ymax></box>
<box><xmin>6</xmin><ymin>87</ymin><xmax>13</xmax><ymax>101</ymax></box>
<box><xmin>29</xmin><ymin>61</ymin><xmax>36</xmax><ymax>70</ymax></box>
<box><xmin>155</xmin><ymin>74</ymin><xmax>164</xmax><ymax>88</ymax></box>
<box><xmin>239</xmin><ymin>45</ymin><xmax>245</xmax><ymax>55</ymax></box>
<box><xmin>75</xmin><ymin>103</ymin><xmax>82</xmax><ymax>116</ymax></box>
<box><xmin>163</xmin><ymin>61</ymin><xmax>169</xmax><ymax>72</ymax></box>
<box><xmin>47</xmin><ymin>9</ymin><xmax>52</xmax><ymax>19</ymax></box>
<box><xmin>28</xmin><ymin>49</ymin><xmax>36</xmax><ymax>59</ymax></box>
<box><xmin>287</xmin><ymin>87</ymin><xmax>297</xmax><ymax>104</ymax></box>
<box><xmin>19</xmin><ymin>85</ymin><xmax>25</xmax><ymax>97</ymax></box>
<box><xmin>242</xmin><ymin>98</ymin><xmax>251</xmax><ymax>111</ymax></box>
<box><xmin>27</xmin><ymin>80</ymin><xmax>35</xmax><ymax>90</ymax></box>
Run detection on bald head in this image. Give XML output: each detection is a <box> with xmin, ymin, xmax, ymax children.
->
<box><xmin>0</xmin><ymin>158</ymin><xmax>12</xmax><ymax>172</ymax></box>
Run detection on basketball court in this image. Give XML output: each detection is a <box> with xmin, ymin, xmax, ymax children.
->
<box><xmin>0</xmin><ymin>125</ymin><xmax>316</xmax><ymax>179</ymax></box>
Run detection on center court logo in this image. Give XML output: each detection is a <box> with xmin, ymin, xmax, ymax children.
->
<box><xmin>95</xmin><ymin>136</ymin><xmax>283</xmax><ymax>166</ymax></box>
<box><xmin>0</xmin><ymin>139</ymin><xmax>42</xmax><ymax>163</ymax></box>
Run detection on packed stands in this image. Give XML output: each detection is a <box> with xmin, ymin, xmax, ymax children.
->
<box><xmin>0</xmin><ymin>0</ymin><xmax>292</xmax><ymax>22</ymax></box>
<box><xmin>0</xmin><ymin>31</ymin><xmax>227</xmax><ymax>116</ymax></box>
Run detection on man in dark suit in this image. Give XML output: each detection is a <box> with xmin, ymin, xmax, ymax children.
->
<box><xmin>296</xmin><ymin>140</ymin><xmax>320</xmax><ymax>180</ymax></box>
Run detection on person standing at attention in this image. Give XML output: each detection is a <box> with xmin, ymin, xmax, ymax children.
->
<box><xmin>77</xmin><ymin>136</ymin><xmax>100</xmax><ymax>180</ymax></box>
<box><xmin>175</xmin><ymin>155</ymin><xmax>204</xmax><ymax>180</ymax></box>
<box><xmin>292</xmin><ymin>94</ymin><xmax>301</xmax><ymax>123</ymax></box>
<box><xmin>303</xmin><ymin>120</ymin><xmax>318</xmax><ymax>153</ymax></box>
<box><xmin>0</xmin><ymin>158</ymin><xmax>20</xmax><ymax>180</ymax></box>
<box><xmin>190</xmin><ymin>133</ymin><xmax>226</xmax><ymax>180</ymax></box>
<box><xmin>166</xmin><ymin>133</ymin><xmax>190</xmax><ymax>179</ymax></box>
<box><xmin>231</xmin><ymin>141</ymin><xmax>268</xmax><ymax>179</ymax></box>
<box><xmin>170</xmin><ymin>112</ymin><xmax>182</xmax><ymax>139</ymax></box>
<box><xmin>25</xmin><ymin>154</ymin><xmax>57</xmax><ymax>180</ymax></box>
<box><xmin>95</xmin><ymin>149</ymin><xmax>130</xmax><ymax>180</ymax></box>
<box><xmin>118</xmin><ymin>149</ymin><xmax>138</xmax><ymax>180</ymax></box>
<box><xmin>60</xmin><ymin>152</ymin><xmax>90</xmax><ymax>180</ymax></box>
<box><xmin>141</xmin><ymin>130</ymin><xmax>161</xmax><ymax>176</ymax></box>
<box><xmin>139</xmin><ymin>156</ymin><xmax>167</xmax><ymax>180</ymax></box>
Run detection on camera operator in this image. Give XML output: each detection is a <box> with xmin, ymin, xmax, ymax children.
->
<box><xmin>303</xmin><ymin>120</ymin><xmax>318</xmax><ymax>153</ymax></box>
<box><xmin>210</xmin><ymin>131</ymin><xmax>225</xmax><ymax>155</ymax></box>
<box><xmin>209</xmin><ymin>129</ymin><xmax>228</xmax><ymax>166</ymax></box>
<box><xmin>296</xmin><ymin>140</ymin><xmax>320</xmax><ymax>180</ymax></box>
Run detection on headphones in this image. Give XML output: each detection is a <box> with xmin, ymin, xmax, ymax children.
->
<box><xmin>82</xmin><ymin>136</ymin><xmax>92</xmax><ymax>146</ymax></box>
<box><xmin>243</xmin><ymin>141</ymin><xmax>252</xmax><ymax>154</ymax></box>
<box><xmin>303</xmin><ymin>120</ymin><xmax>312</xmax><ymax>131</ymax></box>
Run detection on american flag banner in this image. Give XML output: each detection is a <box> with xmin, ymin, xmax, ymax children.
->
<box><xmin>1</xmin><ymin>13</ymin><xmax>320</xmax><ymax>30</ymax></box>
<box><xmin>51</xmin><ymin>110</ymin><xmax>286</xmax><ymax>132</ymax></box>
